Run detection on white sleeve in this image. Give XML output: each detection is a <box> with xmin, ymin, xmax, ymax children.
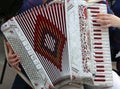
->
<box><xmin>58</xmin><ymin>84</ymin><xmax>84</xmax><ymax>89</ymax></box>
<box><xmin>109</xmin><ymin>71</ymin><xmax>120</xmax><ymax>89</ymax></box>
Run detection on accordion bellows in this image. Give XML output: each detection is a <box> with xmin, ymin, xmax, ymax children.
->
<box><xmin>1</xmin><ymin>0</ymin><xmax>113</xmax><ymax>89</ymax></box>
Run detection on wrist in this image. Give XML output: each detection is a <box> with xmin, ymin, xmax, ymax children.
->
<box><xmin>116</xmin><ymin>18</ymin><xmax>120</xmax><ymax>28</ymax></box>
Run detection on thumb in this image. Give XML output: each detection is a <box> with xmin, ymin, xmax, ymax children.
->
<box><xmin>6</xmin><ymin>42</ymin><xmax>14</xmax><ymax>54</ymax></box>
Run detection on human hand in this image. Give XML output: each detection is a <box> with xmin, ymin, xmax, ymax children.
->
<box><xmin>6</xmin><ymin>42</ymin><xmax>21</xmax><ymax>71</ymax></box>
<box><xmin>96</xmin><ymin>13</ymin><xmax>120</xmax><ymax>28</ymax></box>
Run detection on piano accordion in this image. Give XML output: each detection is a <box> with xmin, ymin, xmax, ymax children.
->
<box><xmin>1</xmin><ymin>0</ymin><xmax>113</xmax><ymax>89</ymax></box>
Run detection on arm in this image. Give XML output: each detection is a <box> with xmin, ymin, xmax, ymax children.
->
<box><xmin>6</xmin><ymin>42</ymin><xmax>21</xmax><ymax>71</ymax></box>
<box><xmin>96</xmin><ymin>13</ymin><xmax>120</xmax><ymax>28</ymax></box>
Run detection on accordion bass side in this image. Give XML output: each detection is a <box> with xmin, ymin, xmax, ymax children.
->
<box><xmin>1</xmin><ymin>0</ymin><xmax>113</xmax><ymax>89</ymax></box>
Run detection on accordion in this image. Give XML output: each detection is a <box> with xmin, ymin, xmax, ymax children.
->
<box><xmin>1</xmin><ymin>0</ymin><xmax>113</xmax><ymax>89</ymax></box>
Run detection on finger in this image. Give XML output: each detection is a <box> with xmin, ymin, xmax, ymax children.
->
<box><xmin>96</xmin><ymin>16</ymin><xmax>109</xmax><ymax>20</ymax></box>
<box><xmin>8</xmin><ymin>56</ymin><xmax>20</xmax><ymax>64</ymax></box>
<box><xmin>96</xmin><ymin>19</ymin><xmax>110</xmax><ymax>25</ymax></box>
<box><xmin>9</xmin><ymin>58</ymin><xmax>20</xmax><ymax>67</ymax></box>
<box><xmin>8</xmin><ymin>58</ymin><xmax>19</xmax><ymax>64</ymax></box>
<box><xmin>8</xmin><ymin>53</ymin><xmax>18</xmax><ymax>60</ymax></box>
<box><xmin>97</xmin><ymin>13</ymin><xmax>110</xmax><ymax>17</ymax></box>
<box><xmin>12</xmin><ymin>59</ymin><xmax>20</xmax><ymax>66</ymax></box>
<box><xmin>100</xmin><ymin>24</ymin><xmax>111</xmax><ymax>28</ymax></box>
<box><xmin>96</xmin><ymin>14</ymin><xmax>111</xmax><ymax>20</ymax></box>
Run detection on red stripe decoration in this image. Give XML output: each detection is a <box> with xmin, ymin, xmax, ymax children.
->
<box><xmin>33</xmin><ymin>13</ymin><xmax>66</xmax><ymax>71</ymax></box>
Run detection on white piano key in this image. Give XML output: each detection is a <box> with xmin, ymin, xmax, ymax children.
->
<box><xmin>93</xmin><ymin>54</ymin><xmax>111</xmax><ymax>58</ymax></box>
<box><xmin>96</xmin><ymin>67</ymin><xmax>112</xmax><ymax>71</ymax></box>
<box><xmin>95</xmin><ymin>57</ymin><xmax>111</xmax><ymax>60</ymax></box>
<box><xmin>92</xmin><ymin>32</ymin><xmax>109</xmax><ymax>36</ymax></box>
<box><xmin>95</xmin><ymin>66</ymin><xmax>112</xmax><ymax>71</ymax></box>
<box><xmin>93</xmin><ymin>46</ymin><xmax>110</xmax><ymax>49</ymax></box>
<box><xmin>94</xmin><ymin>81</ymin><xmax>113</xmax><ymax>85</ymax></box>
<box><xmin>94</xmin><ymin>28</ymin><xmax>108</xmax><ymax>33</ymax></box>
<box><xmin>92</xmin><ymin>33</ymin><xmax>109</xmax><ymax>37</ymax></box>
<box><xmin>93</xmin><ymin>44</ymin><xmax>110</xmax><ymax>47</ymax></box>
<box><xmin>94</xmin><ymin>73</ymin><xmax>112</xmax><ymax>77</ymax></box>
<box><xmin>94</xmin><ymin>60</ymin><xmax>111</xmax><ymax>63</ymax></box>
<box><xmin>92</xmin><ymin>38</ymin><xmax>109</xmax><ymax>42</ymax></box>
<box><xmin>94</xmin><ymin>51</ymin><xmax>110</xmax><ymax>55</ymax></box>
<box><xmin>93</xmin><ymin>48</ymin><xmax>110</xmax><ymax>52</ymax></box>
<box><xmin>94</xmin><ymin>77</ymin><xmax>112</xmax><ymax>81</ymax></box>
<box><xmin>94</xmin><ymin>57</ymin><xmax>110</xmax><ymax>60</ymax></box>
<box><xmin>95</xmin><ymin>66</ymin><xmax>112</xmax><ymax>70</ymax></box>
<box><xmin>95</xmin><ymin>70</ymin><xmax>112</xmax><ymax>74</ymax></box>
<box><xmin>95</xmin><ymin>74</ymin><xmax>113</xmax><ymax>78</ymax></box>
<box><xmin>96</xmin><ymin>64</ymin><xmax>112</xmax><ymax>68</ymax></box>
<box><xmin>93</xmin><ymin>41</ymin><xmax>109</xmax><ymax>45</ymax></box>
<box><xmin>93</xmin><ymin>47</ymin><xmax>110</xmax><ymax>51</ymax></box>
<box><xmin>92</xmin><ymin>37</ymin><xmax>109</xmax><ymax>40</ymax></box>
<box><xmin>92</xmin><ymin>35</ymin><xmax>109</xmax><ymax>38</ymax></box>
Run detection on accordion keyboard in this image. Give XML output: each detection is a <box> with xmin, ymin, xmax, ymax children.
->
<box><xmin>87</xmin><ymin>3</ymin><xmax>113</xmax><ymax>86</ymax></box>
